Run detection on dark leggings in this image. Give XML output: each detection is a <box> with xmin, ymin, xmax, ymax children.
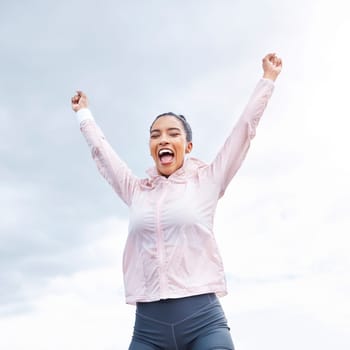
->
<box><xmin>129</xmin><ymin>293</ymin><xmax>234</xmax><ymax>350</ymax></box>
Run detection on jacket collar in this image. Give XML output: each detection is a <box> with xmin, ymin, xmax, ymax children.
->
<box><xmin>145</xmin><ymin>157</ymin><xmax>207</xmax><ymax>184</ymax></box>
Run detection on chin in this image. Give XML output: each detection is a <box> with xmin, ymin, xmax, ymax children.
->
<box><xmin>157</xmin><ymin>165</ymin><xmax>175</xmax><ymax>177</ymax></box>
<box><xmin>159</xmin><ymin>169</ymin><xmax>172</xmax><ymax>177</ymax></box>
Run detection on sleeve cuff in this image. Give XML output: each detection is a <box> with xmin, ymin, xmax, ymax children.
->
<box><xmin>76</xmin><ymin>108</ymin><xmax>94</xmax><ymax>124</ymax></box>
<box><xmin>261</xmin><ymin>77</ymin><xmax>275</xmax><ymax>85</ymax></box>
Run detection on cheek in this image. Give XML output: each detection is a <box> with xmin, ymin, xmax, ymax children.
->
<box><xmin>149</xmin><ymin>142</ymin><xmax>158</xmax><ymax>159</ymax></box>
<box><xmin>175</xmin><ymin>143</ymin><xmax>186</xmax><ymax>157</ymax></box>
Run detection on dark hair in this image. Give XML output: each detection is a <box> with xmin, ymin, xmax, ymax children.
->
<box><xmin>150</xmin><ymin>112</ymin><xmax>192</xmax><ymax>142</ymax></box>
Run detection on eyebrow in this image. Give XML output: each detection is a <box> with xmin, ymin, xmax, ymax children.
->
<box><xmin>150</xmin><ymin>127</ymin><xmax>182</xmax><ymax>134</ymax></box>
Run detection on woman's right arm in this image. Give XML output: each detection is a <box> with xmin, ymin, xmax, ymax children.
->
<box><xmin>71</xmin><ymin>91</ymin><xmax>138</xmax><ymax>206</ymax></box>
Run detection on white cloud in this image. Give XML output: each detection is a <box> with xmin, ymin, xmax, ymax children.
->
<box><xmin>0</xmin><ymin>216</ymin><xmax>131</xmax><ymax>349</ymax></box>
<box><xmin>0</xmin><ymin>268</ymin><xmax>133</xmax><ymax>350</ymax></box>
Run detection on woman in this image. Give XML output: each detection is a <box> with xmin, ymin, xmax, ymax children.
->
<box><xmin>71</xmin><ymin>53</ymin><xmax>282</xmax><ymax>350</ymax></box>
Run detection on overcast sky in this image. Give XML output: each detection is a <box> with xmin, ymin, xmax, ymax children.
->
<box><xmin>1</xmin><ymin>0</ymin><xmax>349</xmax><ymax>349</ymax></box>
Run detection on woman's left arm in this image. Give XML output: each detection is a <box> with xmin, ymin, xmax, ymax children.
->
<box><xmin>207</xmin><ymin>53</ymin><xmax>282</xmax><ymax>197</ymax></box>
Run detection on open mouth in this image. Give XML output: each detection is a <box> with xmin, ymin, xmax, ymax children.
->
<box><xmin>158</xmin><ymin>148</ymin><xmax>174</xmax><ymax>165</ymax></box>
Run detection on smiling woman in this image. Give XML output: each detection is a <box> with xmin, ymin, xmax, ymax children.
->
<box><xmin>71</xmin><ymin>53</ymin><xmax>282</xmax><ymax>350</ymax></box>
<box><xmin>149</xmin><ymin>114</ymin><xmax>193</xmax><ymax>177</ymax></box>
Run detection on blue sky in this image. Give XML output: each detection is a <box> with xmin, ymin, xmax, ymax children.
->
<box><xmin>1</xmin><ymin>0</ymin><xmax>349</xmax><ymax>349</ymax></box>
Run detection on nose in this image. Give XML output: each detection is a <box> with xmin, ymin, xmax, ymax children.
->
<box><xmin>159</xmin><ymin>134</ymin><xmax>170</xmax><ymax>145</ymax></box>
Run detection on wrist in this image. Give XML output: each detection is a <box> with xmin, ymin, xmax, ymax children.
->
<box><xmin>263</xmin><ymin>72</ymin><xmax>278</xmax><ymax>82</ymax></box>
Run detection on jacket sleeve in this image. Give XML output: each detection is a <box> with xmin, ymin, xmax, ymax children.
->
<box><xmin>205</xmin><ymin>78</ymin><xmax>275</xmax><ymax>198</ymax></box>
<box><xmin>77</xmin><ymin>109</ymin><xmax>138</xmax><ymax>206</ymax></box>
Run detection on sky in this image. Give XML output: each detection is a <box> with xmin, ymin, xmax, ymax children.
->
<box><xmin>0</xmin><ymin>0</ymin><xmax>349</xmax><ymax>349</ymax></box>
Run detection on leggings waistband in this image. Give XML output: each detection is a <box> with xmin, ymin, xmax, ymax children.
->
<box><xmin>136</xmin><ymin>293</ymin><xmax>217</xmax><ymax>324</ymax></box>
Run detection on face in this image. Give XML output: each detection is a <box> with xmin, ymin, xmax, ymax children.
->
<box><xmin>150</xmin><ymin>116</ymin><xmax>193</xmax><ymax>177</ymax></box>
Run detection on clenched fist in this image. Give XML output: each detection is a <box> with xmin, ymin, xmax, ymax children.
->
<box><xmin>71</xmin><ymin>91</ymin><xmax>88</xmax><ymax>112</ymax></box>
<box><xmin>262</xmin><ymin>53</ymin><xmax>282</xmax><ymax>82</ymax></box>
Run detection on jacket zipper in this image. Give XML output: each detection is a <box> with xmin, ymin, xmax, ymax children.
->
<box><xmin>156</xmin><ymin>182</ymin><xmax>168</xmax><ymax>299</ymax></box>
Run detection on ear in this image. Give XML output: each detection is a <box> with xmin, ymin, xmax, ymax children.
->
<box><xmin>185</xmin><ymin>142</ymin><xmax>193</xmax><ymax>154</ymax></box>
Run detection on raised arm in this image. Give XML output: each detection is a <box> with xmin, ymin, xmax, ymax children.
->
<box><xmin>71</xmin><ymin>91</ymin><xmax>138</xmax><ymax>206</ymax></box>
<box><xmin>206</xmin><ymin>53</ymin><xmax>282</xmax><ymax>197</ymax></box>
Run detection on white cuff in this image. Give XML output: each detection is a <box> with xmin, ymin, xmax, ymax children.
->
<box><xmin>76</xmin><ymin>108</ymin><xmax>94</xmax><ymax>124</ymax></box>
<box><xmin>261</xmin><ymin>77</ymin><xmax>275</xmax><ymax>85</ymax></box>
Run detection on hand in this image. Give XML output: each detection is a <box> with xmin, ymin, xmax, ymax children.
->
<box><xmin>262</xmin><ymin>53</ymin><xmax>282</xmax><ymax>82</ymax></box>
<box><xmin>71</xmin><ymin>90</ymin><xmax>88</xmax><ymax>112</ymax></box>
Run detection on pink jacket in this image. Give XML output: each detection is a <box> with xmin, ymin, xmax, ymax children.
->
<box><xmin>77</xmin><ymin>78</ymin><xmax>275</xmax><ymax>305</ymax></box>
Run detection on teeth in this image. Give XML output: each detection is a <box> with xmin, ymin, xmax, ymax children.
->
<box><xmin>159</xmin><ymin>149</ymin><xmax>174</xmax><ymax>156</ymax></box>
